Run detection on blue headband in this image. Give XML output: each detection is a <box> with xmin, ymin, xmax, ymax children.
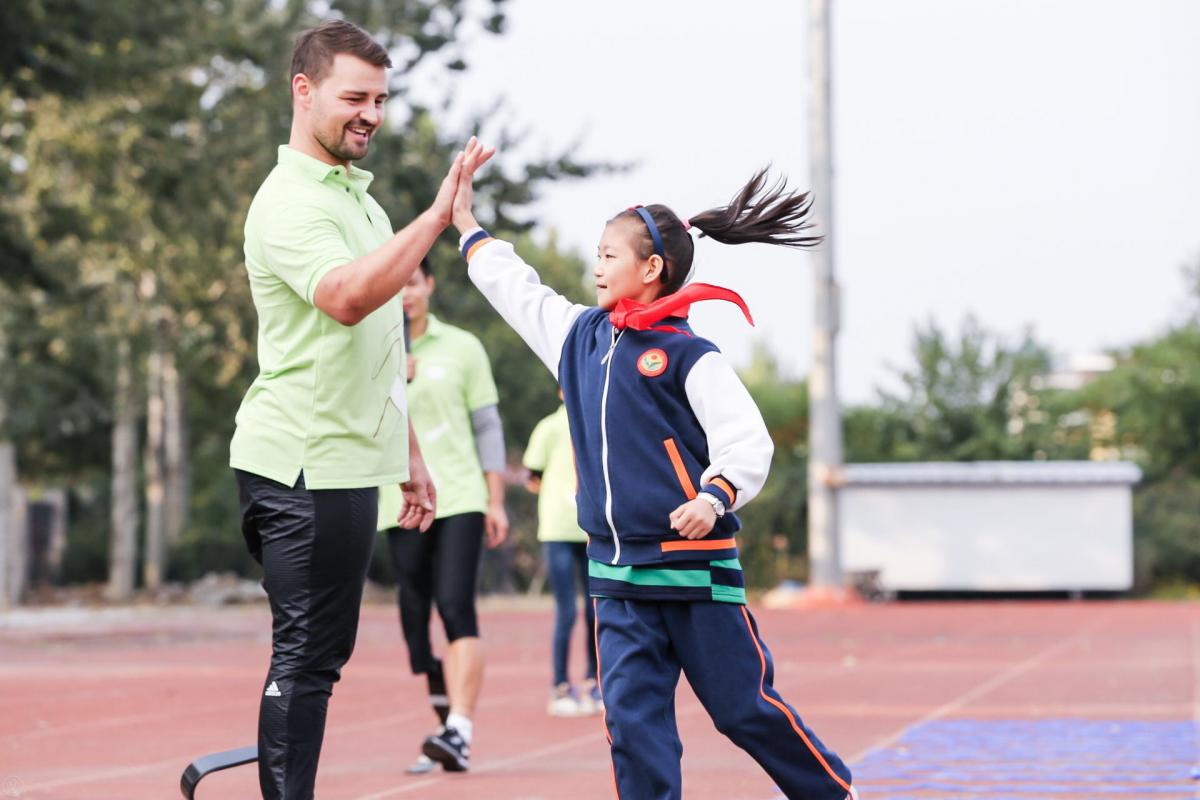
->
<box><xmin>630</xmin><ymin>205</ymin><xmax>666</xmax><ymax>265</ymax></box>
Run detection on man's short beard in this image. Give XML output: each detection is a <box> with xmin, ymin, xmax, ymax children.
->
<box><xmin>316</xmin><ymin>127</ymin><xmax>367</xmax><ymax>163</ymax></box>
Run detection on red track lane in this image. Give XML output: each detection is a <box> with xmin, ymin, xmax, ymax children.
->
<box><xmin>1</xmin><ymin>600</ymin><xmax>1196</xmax><ymax>799</ymax></box>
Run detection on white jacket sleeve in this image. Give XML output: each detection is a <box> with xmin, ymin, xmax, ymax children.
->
<box><xmin>684</xmin><ymin>350</ymin><xmax>775</xmax><ymax>511</ymax></box>
<box><xmin>460</xmin><ymin>229</ymin><xmax>588</xmax><ymax>377</ymax></box>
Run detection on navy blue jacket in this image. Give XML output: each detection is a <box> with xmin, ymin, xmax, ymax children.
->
<box><xmin>560</xmin><ymin>308</ymin><xmax>743</xmax><ymax>565</ymax></box>
<box><xmin>462</xmin><ymin>232</ymin><xmax>774</xmax><ymax>568</ymax></box>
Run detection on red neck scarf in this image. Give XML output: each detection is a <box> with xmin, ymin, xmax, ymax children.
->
<box><xmin>608</xmin><ymin>283</ymin><xmax>755</xmax><ymax>333</ymax></box>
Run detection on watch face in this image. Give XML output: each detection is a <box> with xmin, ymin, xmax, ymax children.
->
<box><xmin>701</xmin><ymin>493</ymin><xmax>725</xmax><ymax>516</ymax></box>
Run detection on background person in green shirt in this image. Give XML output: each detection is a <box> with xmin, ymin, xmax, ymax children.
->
<box><xmin>524</xmin><ymin>396</ymin><xmax>600</xmax><ymax>717</ymax></box>
<box><xmin>377</xmin><ymin>258</ymin><xmax>508</xmax><ymax>774</ymax></box>
<box><xmin>229</xmin><ymin>20</ymin><xmax>489</xmax><ymax>800</ymax></box>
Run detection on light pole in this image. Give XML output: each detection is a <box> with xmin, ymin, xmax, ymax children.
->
<box><xmin>807</xmin><ymin>0</ymin><xmax>845</xmax><ymax>591</ymax></box>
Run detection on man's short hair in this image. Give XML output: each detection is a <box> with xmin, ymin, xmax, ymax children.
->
<box><xmin>291</xmin><ymin>19</ymin><xmax>392</xmax><ymax>86</ymax></box>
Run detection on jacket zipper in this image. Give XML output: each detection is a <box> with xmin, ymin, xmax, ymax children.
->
<box><xmin>600</xmin><ymin>327</ymin><xmax>623</xmax><ymax>564</ymax></box>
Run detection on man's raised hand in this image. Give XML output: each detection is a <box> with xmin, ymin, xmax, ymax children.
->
<box><xmin>427</xmin><ymin>149</ymin><xmax>464</xmax><ymax>229</ymax></box>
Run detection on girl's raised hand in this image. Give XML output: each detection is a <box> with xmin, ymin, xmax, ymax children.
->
<box><xmin>452</xmin><ymin>137</ymin><xmax>495</xmax><ymax>235</ymax></box>
<box><xmin>462</xmin><ymin>136</ymin><xmax>496</xmax><ymax>177</ymax></box>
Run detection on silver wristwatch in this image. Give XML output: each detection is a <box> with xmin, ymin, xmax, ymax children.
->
<box><xmin>697</xmin><ymin>491</ymin><xmax>726</xmax><ymax>518</ymax></box>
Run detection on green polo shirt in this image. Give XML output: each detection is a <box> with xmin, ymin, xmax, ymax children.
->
<box><xmin>377</xmin><ymin>314</ymin><xmax>498</xmax><ymax>528</ymax></box>
<box><xmin>230</xmin><ymin>145</ymin><xmax>408</xmax><ymax>490</ymax></box>
<box><xmin>523</xmin><ymin>405</ymin><xmax>586</xmax><ymax>543</ymax></box>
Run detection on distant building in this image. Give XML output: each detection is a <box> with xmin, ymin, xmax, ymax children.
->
<box><xmin>1031</xmin><ymin>353</ymin><xmax>1122</xmax><ymax>461</ymax></box>
<box><xmin>1036</xmin><ymin>353</ymin><xmax>1116</xmax><ymax>392</ymax></box>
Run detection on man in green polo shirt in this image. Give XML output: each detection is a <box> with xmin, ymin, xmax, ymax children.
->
<box><xmin>229</xmin><ymin>19</ymin><xmax>488</xmax><ymax>800</ymax></box>
<box><xmin>378</xmin><ymin>258</ymin><xmax>508</xmax><ymax>774</ymax></box>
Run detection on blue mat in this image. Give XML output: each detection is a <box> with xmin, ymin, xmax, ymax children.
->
<box><xmin>849</xmin><ymin>719</ymin><xmax>1198</xmax><ymax>798</ymax></box>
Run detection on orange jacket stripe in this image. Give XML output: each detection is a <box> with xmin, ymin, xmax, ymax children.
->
<box><xmin>465</xmin><ymin>236</ymin><xmax>495</xmax><ymax>261</ymax></box>
<box><xmin>710</xmin><ymin>477</ymin><xmax>737</xmax><ymax>503</ymax></box>
<box><xmin>662</xmin><ymin>438</ymin><xmax>697</xmax><ymax>499</ymax></box>
<box><xmin>660</xmin><ymin>537</ymin><xmax>736</xmax><ymax>553</ymax></box>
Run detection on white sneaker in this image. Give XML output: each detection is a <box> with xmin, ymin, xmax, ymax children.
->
<box><xmin>547</xmin><ymin>683</ymin><xmax>583</xmax><ymax>717</ymax></box>
<box><xmin>405</xmin><ymin>754</ymin><xmax>436</xmax><ymax>775</ymax></box>
<box><xmin>577</xmin><ymin>678</ymin><xmax>604</xmax><ymax>715</ymax></box>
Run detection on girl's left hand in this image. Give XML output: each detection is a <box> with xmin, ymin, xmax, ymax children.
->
<box><xmin>453</xmin><ymin>137</ymin><xmax>496</xmax><ymax>234</ymax></box>
<box><xmin>669</xmin><ymin>498</ymin><xmax>716</xmax><ymax>539</ymax></box>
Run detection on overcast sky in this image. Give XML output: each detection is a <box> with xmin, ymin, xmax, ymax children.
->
<box><xmin>413</xmin><ymin>0</ymin><xmax>1200</xmax><ymax>403</ymax></box>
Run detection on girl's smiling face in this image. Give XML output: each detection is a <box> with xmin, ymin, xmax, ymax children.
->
<box><xmin>594</xmin><ymin>217</ymin><xmax>664</xmax><ymax>310</ymax></box>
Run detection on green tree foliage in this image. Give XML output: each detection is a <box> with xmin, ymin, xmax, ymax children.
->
<box><xmin>863</xmin><ymin>310</ymin><xmax>1200</xmax><ymax>591</ymax></box>
<box><xmin>0</xmin><ymin>0</ymin><xmax>618</xmax><ymax>586</ymax></box>
<box><xmin>4</xmin><ymin>2</ymin><xmax>1197</xmax><ymax>594</ymax></box>
<box><xmin>874</xmin><ymin>315</ymin><xmax>1073</xmax><ymax>461</ymax></box>
<box><xmin>1131</xmin><ymin>476</ymin><xmax>1200</xmax><ymax>591</ymax></box>
<box><xmin>1079</xmin><ymin>317</ymin><xmax>1200</xmax><ymax>589</ymax></box>
<box><xmin>1082</xmin><ymin>326</ymin><xmax>1200</xmax><ymax>481</ymax></box>
<box><xmin>737</xmin><ymin>344</ymin><xmax>810</xmax><ymax>589</ymax></box>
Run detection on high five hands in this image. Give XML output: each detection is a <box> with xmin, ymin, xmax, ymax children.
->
<box><xmin>453</xmin><ymin>137</ymin><xmax>494</xmax><ymax>234</ymax></box>
<box><xmin>427</xmin><ymin>136</ymin><xmax>495</xmax><ymax>231</ymax></box>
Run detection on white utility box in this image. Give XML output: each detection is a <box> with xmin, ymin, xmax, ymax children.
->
<box><xmin>838</xmin><ymin>461</ymin><xmax>1141</xmax><ymax>592</ymax></box>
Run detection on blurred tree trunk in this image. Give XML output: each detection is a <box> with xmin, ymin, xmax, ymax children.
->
<box><xmin>163</xmin><ymin>345</ymin><xmax>188</xmax><ymax>546</ymax></box>
<box><xmin>106</xmin><ymin>336</ymin><xmax>138</xmax><ymax>601</ymax></box>
<box><xmin>42</xmin><ymin>487</ymin><xmax>68</xmax><ymax>584</ymax></box>
<box><xmin>0</xmin><ymin>442</ymin><xmax>17</xmax><ymax>607</ymax></box>
<box><xmin>0</xmin><ymin>320</ymin><xmax>13</xmax><ymax>606</ymax></box>
<box><xmin>143</xmin><ymin>313</ymin><xmax>166</xmax><ymax>590</ymax></box>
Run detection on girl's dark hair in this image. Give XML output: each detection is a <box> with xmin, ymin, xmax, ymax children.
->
<box><xmin>610</xmin><ymin>168</ymin><xmax>822</xmax><ymax>297</ymax></box>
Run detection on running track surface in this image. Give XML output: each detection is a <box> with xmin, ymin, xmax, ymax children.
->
<box><xmin>2</xmin><ymin>599</ymin><xmax>1197</xmax><ymax>799</ymax></box>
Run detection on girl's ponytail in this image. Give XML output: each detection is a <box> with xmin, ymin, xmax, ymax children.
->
<box><xmin>608</xmin><ymin>168</ymin><xmax>821</xmax><ymax>299</ymax></box>
<box><xmin>688</xmin><ymin>168</ymin><xmax>822</xmax><ymax>249</ymax></box>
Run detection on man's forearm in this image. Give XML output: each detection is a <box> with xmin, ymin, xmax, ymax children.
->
<box><xmin>407</xmin><ymin>417</ymin><xmax>425</xmax><ymax>465</ymax></box>
<box><xmin>314</xmin><ymin>210</ymin><xmax>444</xmax><ymax>325</ymax></box>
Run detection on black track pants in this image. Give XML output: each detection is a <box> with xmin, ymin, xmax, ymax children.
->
<box><xmin>236</xmin><ymin>470</ymin><xmax>377</xmax><ymax>800</ymax></box>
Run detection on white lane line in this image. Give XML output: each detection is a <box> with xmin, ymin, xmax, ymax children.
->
<box><xmin>15</xmin><ymin>755</ymin><xmax>187</xmax><ymax>793</ymax></box>
<box><xmin>758</xmin><ymin>613</ymin><xmax>1111</xmax><ymax>800</ymax></box>
<box><xmin>8</xmin><ymin>685</ymin><xmax>541</xmax><ymax>794</ymax></box>
<box><xmin>352</xmin><ymin>729</ymin><xmax>607</xmax><ymax>799</ymax></box>
<box><xmin>846</xmin><ymin>613</ymin><xmax>1108</xmax><ymax>766</ymax></box>
<box><xmin>351</xmin><ymin>647</ymin><xmax>866</xmax><ymax>800</ymax></box>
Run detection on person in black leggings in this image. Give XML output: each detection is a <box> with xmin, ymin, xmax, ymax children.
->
<box><xmin>377</xmin><ymin>259</ymin><xmax>507</xmax><ymax>773</ymax></box>
<box><xmin>386</xmin><ymin>511</ymin><xmax>484</xmax><ymax>732</ymax></box>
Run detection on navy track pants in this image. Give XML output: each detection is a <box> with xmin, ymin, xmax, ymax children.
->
<box><xmin>594</xmin><ymin>597</ymin><xmax>853</xmax><ymax>800</ymax></box>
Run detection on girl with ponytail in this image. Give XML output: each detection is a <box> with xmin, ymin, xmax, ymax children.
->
<box><xmin>609</xmin><ymin>167</ymin><xmax>821</xmax><ymax>300</ymax></box>
<box><xmin>448</xmin><ymin>138</ymin><xmax>854</xmax><ymax>800</ymax></box>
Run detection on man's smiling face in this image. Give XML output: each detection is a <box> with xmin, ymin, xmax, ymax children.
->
<box><xmin>306</xmin><ymin>53</ymin><xmax>388</xmax><ymax>165</ymax></box>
